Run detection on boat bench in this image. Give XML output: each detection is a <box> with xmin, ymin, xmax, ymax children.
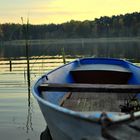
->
<box><xmin>70</xmin><ymin>64</ymin><xmax>132</xmax><ymax>84</ymax></box>
<box><xmin>38</xmin><ymin>83</ymin><xmax>140</xmax><ymax>93</ymax></box>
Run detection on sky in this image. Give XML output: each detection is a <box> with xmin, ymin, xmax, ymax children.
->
<box><xmin>0</xmin><ymin>0</ymin><xmax>140</xmax><ymax>24</ymax></box>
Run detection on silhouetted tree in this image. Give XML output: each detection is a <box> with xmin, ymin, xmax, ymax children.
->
<box><xmin>1</xmin><ymin>12</ymin><xmax>140</xmax><ymax>40</ymax></box>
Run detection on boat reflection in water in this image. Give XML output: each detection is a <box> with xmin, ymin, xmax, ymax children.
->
<box><xmin>40</xmin><ymin>127</ymin><xmax>52</xmax><ymax>140</ymax></box>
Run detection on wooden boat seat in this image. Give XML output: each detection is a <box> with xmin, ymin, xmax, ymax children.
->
<box><xmin>70</xmin><ymin>64</ymin><xmax>132</xmax><ymax>84</ymax></box>
<box><xmin>39</xmin><ymin>83</ymin><xmax>140</xmax><ymax>93</ymax></box>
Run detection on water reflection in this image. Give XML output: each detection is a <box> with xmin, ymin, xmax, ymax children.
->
<box><xmin>40</xmin><ymin>127</ymin><xmax>52</xmax><ymax>140</ymax></box>
<box><xmin>26</xmin><ymin>87</ymin><xmax>33</xmax><ymax>133</ymax></box>
<box><xmin>1</xmin><ymin>39</ymin><xmax>140</xmax><ymax>60</ymax></box>
<box><xmin>0</xmin><ymin>65</ymin><xmax>49</xmax><ymax>140</ymax></box>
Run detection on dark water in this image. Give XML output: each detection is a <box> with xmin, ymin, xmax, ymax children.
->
<box><xmin>1</xmin><ymin>37</ymin><xmax>140</xmax><ymax>139</ymax></box>
<box><xmin>1</xmin><ymin>38</ymin><xmax>140</xmax><ymax>61</ymax></box>
<box><xmin>0</xmin><ymin>72</ymin><xmax>46</xmax><ymax>140</ymax></box>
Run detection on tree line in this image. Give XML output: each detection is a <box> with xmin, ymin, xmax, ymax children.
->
<box><xmin>0</xmin><ymin>12</ymin><xmax>140</xmax><ymax>41</ymax></box>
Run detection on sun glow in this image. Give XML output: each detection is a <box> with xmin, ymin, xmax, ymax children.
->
<box><xmin>0</xmin><ymin>0</ymin><xmax>140</xmax><ymax>24</ymax></box>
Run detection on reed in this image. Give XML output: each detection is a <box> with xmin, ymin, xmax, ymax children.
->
<box><xmin>21</xmin><ymin>17</ymin><xmax>31</xmax><ymax>94</ymax></box>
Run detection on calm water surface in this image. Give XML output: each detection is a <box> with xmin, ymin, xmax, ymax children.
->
<box><xmin>1</xmin><ymin>56</ymin><xmax>140</xmax><ymax>140</ymax></box>
<box><xmin>0</xmin><ymin>71</ymin><xmax>46</xmax><ymax>140</ymax></box>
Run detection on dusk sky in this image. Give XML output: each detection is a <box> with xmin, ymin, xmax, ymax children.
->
<box><xmin>0</xmin><ymin>0</ymin><xmax>140</xmax><ymax>24</ymax></box>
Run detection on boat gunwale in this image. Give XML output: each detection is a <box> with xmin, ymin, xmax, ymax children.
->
<box><xmin>79</xmin><ymin>57</ymin><xmax>140</xmax><ymax>70</ymax></box>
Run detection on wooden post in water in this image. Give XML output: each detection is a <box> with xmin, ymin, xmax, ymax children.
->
<box><xmin>9</xmin><ymin>58</ymin><xmax>12</xmax><ymax>72</ymax></box>
<box><xmin>26</xmin><ymin>37</ymin><xmax>30</xmax><ymax>91</ymax></box>
<box><xmin>62</xmin><ymin>47</ymin><xmax>66</xmax><ymax>64</ymax></box>
<box><xmin>21</xmin><ymin>18</ymin><xmax>32</xmax><ymax>133</ymax></box>
<box><xmin>26</xmin><ymin>19</ymin><xmax>30</xmax><ymax>95</ymax></box>
<box><xmin>21</xmin><ymin>17</ymin><xmax>30</xmax><ymax>96</ymax></box>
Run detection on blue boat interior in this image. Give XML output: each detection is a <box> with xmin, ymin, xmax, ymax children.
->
<box><xmin>38</xmin><ymin>58</ymin><xmax>140</xmax><ymax>113</ymax></box>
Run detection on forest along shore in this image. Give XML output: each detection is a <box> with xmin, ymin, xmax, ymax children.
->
<box><xmin>1</xmin><ymin>37</ymin><xmax>140</xmax><ymax>61</ymax></box>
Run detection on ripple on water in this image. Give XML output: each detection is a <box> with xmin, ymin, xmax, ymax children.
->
<box><xmin>0</xmin><ymin>72</ymin><xmax>46</xmax><ymax>140</ymax></box>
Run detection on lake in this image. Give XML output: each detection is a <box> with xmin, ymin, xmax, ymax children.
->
<box><xmin>1</xmin><ymin>37</ymin><xmax>140</xmax><ymax>140</ymax></box>
<box><xmin>1</xmin><ymin>56</ymin><xmax>140</xmax><ymax>140</ymax></box>
<box><xmin>1</xmin><ymin>37</ymin><xmax>140</xmax><ymax>61</ymax></box>
<box><xmin>0</xmin><ymin>71</ymin><xmax>47</xmax><ymax>140</ymax></box>
<box><xmin>0</xmin><ymin>56</ymin><xmax>76</xmax><ymax>140</ymax></box>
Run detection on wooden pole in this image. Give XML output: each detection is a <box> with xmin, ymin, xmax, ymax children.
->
<box><xmin>21</xmin><ymin>17</ymin><xmax>30</xmax><ymax>97</ymax></box>
<box><xmin>9</xmin><ymin>58</ymin><xmax>12</xmax><ymax>72</ymax></box>
<box><xmin>26</xmin><ymin>19</ymin><xmax>31</xmax><ymax>97</ymax></box>
<box><xmin>26</xmin><ymin>37</ymin><xmax>30</xmax><ymax>91</ymax></box>
<box><xmin>62</xmin><ymin>47</ymin><xmax>66</xmax><ymax>64</ymax></box>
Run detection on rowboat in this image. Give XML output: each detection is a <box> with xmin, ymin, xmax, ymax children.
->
<box><xmin>32</xmin><ymin>58</ymin><xmax>140</xmax><ymax>140</ymax></box>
